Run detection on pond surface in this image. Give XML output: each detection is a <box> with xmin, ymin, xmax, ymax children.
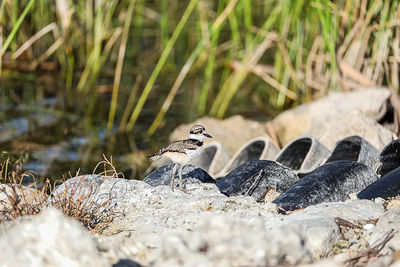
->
<box><xmin>0</xmin><ymin>80</ymin><xmax>184</xmax><ymax>183</ymax></box>
<box><xmin>0</xmin><ymin>78</ymin><xmax>270</xmax><ymax>184</ymax></box>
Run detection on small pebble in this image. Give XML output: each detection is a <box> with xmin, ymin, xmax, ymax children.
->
<box><xmin>348</xmin><ymin>239</ymin><xmax>361</xmax><ymax>249</ymax></box>
<box><xmin>386</xmin><ymin>199</ymin><xmax>400</xmax><ymax>210</ymax></box>
<box><xmin>373</xmin><ymin>197</ymin><xmax>385</xmax><ymax>205</ymax></box>
<box><xmin>348</xmin><ymin>193</ymin><xmax>358</xmax><ymax>200</ymax></box>
<box><xmin>363</xmin><ymin>223</ymin><xmax>375</xmax><ymax>230</ymax></box>
<box><xmin>125</xmin><ymin>232</ymin><xmax>132</xmax><ymax>238</ymax></box>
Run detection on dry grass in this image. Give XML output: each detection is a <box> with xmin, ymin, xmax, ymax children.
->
<box><xmin>0</xmin><ymin>155</ymin><xmax>121</xmax><ymax>234</ymax></box>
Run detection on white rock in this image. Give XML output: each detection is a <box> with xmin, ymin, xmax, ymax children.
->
<box><xmin>298</xmin><ymin>257</ymin><xmax>345</xmax><ymax>267</ymax></box>
<box><xmin>363</xmin><ymin>224</ymin><xmax>375</xmax><ymax>230</ymax></box>
<box><xmin>307</xmin><ymin>111</ymin><xmax>396</xmax><ymax>151</ymax></box>
<box><xmin>272</xmin><ymin>88</ymin><xmax>391</xmax><ymax>146</ymax></box>
<box><xmin>155</xmin><ymin>215</ymin><xmax>312</xmax><ymax>266</ymax></box>
<box><xmin>0</xmin><ymin>207</ymin><xmax>108</xmax><ymax>267</ymax></box>
<box><xmin>264</xmin><ymin>200</ymin><xmax>384</xmax><ymax>258</ymax></box>
<box><xmin>374</xmin><ymin>197</ymin><xmax>386</xmax><ymax>205</ymax></box>
<box><xmin>391</xmin><ymin>260</ymin><xmax>400</xmax><ymax>267</ymax></box>
<box><xmin>49</xmin><ymin>175</ymin><xmax>386</xmax><ymax>265</ymax></box>
<box><xmin>96</xmin><ymin>234</ymin><xmax>149</xmax><ymax>266</ymax></box>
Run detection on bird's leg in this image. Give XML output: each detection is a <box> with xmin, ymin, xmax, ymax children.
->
<box><xmin>177</xmin><ymin>163</ymin><xmax>190</xmax><ymax>193</ymax></box>
<box><xmin>178</xmin><ymin>163</ymin><xmax>184</xmax><ymax>190</ymax></box>
<box><xmin>171</xmin><ymin>163</ymin><xmax>178</xmax><ymax>191</ymax></box>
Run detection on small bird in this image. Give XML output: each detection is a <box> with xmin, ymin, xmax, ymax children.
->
<box><xmin>148</xmin><ymin>125</ymin><xmax>213</xmax><ymax>190</ymax></box>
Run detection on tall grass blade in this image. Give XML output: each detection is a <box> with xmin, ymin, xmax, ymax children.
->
<box><xmin>215</xmin><ymin>34</ymin><xmax>275</xmax><ymax>118</ymax></box>
<box><xmin>119</xmin><ymin>75</ymin><xmax>142</xmax><ymax>132</ymax></box>
<box><xmin>13</xmin><ymin>23</ymin><xmax>59</xmax><ymax>59</ymax></box>
<box><xmin>0</xmin><ymin>23</ymin><xmax>3</xmax><ymax>76</ymax></box>
<box><xmin>243</xmin><ymin>0</ymin><xmax>252</xmax><ymax>50</ymax></box>
<box><xmin>160</xmin><ymin>0</ymin><xmax>169</xmax><ymax>49</ymax></box>
<box><xmin>85</xmin><ymin>0</ymin><xmax>94</xmax><ymax>59</ymax></box>
<box><xmin>0</xmin><ymin>0</ymin><xmax>35</xmax><ymax>57</ymax></box>
<box><xmin>314</xmin><ymin>0</ymin><xmax>339</xmax><ymax>91</ymax></box>
<box><xmin>125</xmin><ymin>0</ymin><xmax>199</xmax><ymax>132</ymax></box>
<box><xmin>0</xmin><ymin>0</ymin><xmax>6</xmax><ymax>22</ymax></box>
<box><xmin>197</xmin><ymin>0</ymin><xmax>224</xmax><ymax>116</ymax></box>
<box><xmin>107</xmin><ymin>0</ymin><xmax>136</xmax><ymax>131</ymax></box>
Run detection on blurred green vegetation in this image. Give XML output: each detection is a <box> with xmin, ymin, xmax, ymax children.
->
<box><xmin>1</xmin><ymin>0</ymin><xmax>399</xmax><ymax>135</ymax></box>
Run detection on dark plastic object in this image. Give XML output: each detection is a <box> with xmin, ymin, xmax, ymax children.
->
<box><xmin>325</xmin><ymin>135</ymin><xmax>379</xmax><ymax>170</ymax></box>
<box><xmin>377</xmin><ymin>138</ymin><xmax>400</xmax><ymax>177</ymax></box>
<box><xmin>273</xmin><ymin>161</ymin><xmax>378</xmax><ymax>211</ymax></box>
<box><xmin>218</xmin><ymin>137</ymin><xmax>279</xmax><ymax>176</ymax></box>
<box><xmin>216</xmin><ymin>160</ymin><xmax>299</xmax><ymax>202</ymax></box>
<box><xmin>275</xmin><ymin>136</ymin><xmax>330</xmax><ymax>175</ymax></box>
<box><xmin>143</xmin><ymin>164</ymin><xmax>215</xmax><ymax>186</ymax></box>
<box><xmin>358</xmin><ymin>167</ymin><xmax>400</xmax><ymax>200</ymax></box>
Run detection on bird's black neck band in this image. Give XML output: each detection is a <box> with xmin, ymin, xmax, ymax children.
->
<box><xmin>189</xmin><ymin>139</ymin><xmax>203</xmax><ymax>146</ymax></box>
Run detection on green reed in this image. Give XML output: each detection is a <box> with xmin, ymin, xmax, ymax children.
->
<box><xmin>0</xmin><ymin>0</ymin><xmax>35</xmax><ymax>57</ymax></box>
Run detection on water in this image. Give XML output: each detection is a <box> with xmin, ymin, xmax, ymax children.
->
<box><xmin>0</xmin><ymin>73</ymin><xmax>276</xmax><ymax>183</ymax></box>
<box><xmin>0</xmin><ymin>90</ymin><xmax>177</xmax><ymax>183</ymax></box>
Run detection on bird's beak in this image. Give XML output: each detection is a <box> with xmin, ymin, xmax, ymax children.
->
<box><xmin>204</xmin><ymin>132</ymin><xmax>212</xmax><ymax>138</ymax></box>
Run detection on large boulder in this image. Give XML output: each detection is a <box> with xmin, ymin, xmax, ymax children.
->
<box><xmin>307</xmin><ymin>111</ymin><xmax>396</xmax><ymax>151</ymax></box>
<box><xmin>151</xmin><ymin>199</ymin><xmax>383</xmax><ymax>265</ymax></box>
<box><xmin>40</xmin><ymin>175</ymin><xmax>393</xmax><ymax>265</ymax></box>
<box><xmin>51</xmin><ymin>174</ymin><xmax>106</xmax><ymax>201</ymax></box>
<box><xmin>154</xmin><ymin>215</ymin><xmax>312</xmax><ymax>266</ymax></box>
<box><xmin>272</xmin><ymin>88</ymin><xmax>391</xmax><ymax>146</ymax></box>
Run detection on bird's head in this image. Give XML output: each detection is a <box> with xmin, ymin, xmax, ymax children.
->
<box><xmin>189</xmin><ymin>125</ymin><xmax>212</xmax><ymax>141</ymax></box>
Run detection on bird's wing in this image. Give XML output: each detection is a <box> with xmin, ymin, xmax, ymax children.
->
<box><xmin>148</xmin><ymin>140</ymin><xmax>199</xmax><ymax>159</ymax></box>
<box><xmin>164</xmin><ymin>139</ymin><xmax>198</xmax><ymax>152</ymax></box>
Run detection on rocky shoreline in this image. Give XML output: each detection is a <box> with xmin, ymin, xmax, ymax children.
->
<box><xmin>1</xmin><ymin>176</ymin><xmax>399</xmax><ymax>266</ymax></box>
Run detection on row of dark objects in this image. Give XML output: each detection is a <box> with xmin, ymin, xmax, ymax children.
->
<box><xmin>144</xmin><ymin>135</ymin><xmax>400</xmax><ymax>213</ymax></box>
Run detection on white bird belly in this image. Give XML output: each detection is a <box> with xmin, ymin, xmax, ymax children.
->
<box><xmin>163</xmin><ymin>151</ymin><xmax>190</xmax><ymax>165</ymax></box>
<box><xmin>185</xmin><ymin>147</ymin><xmax>201</xmax><ymax>158</ymax></box>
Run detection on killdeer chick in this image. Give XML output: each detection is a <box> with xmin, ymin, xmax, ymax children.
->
<box><xmin>148</xmin><ymin>125</ymin><xmax>212</xmax><ymax>190</ymax></box>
